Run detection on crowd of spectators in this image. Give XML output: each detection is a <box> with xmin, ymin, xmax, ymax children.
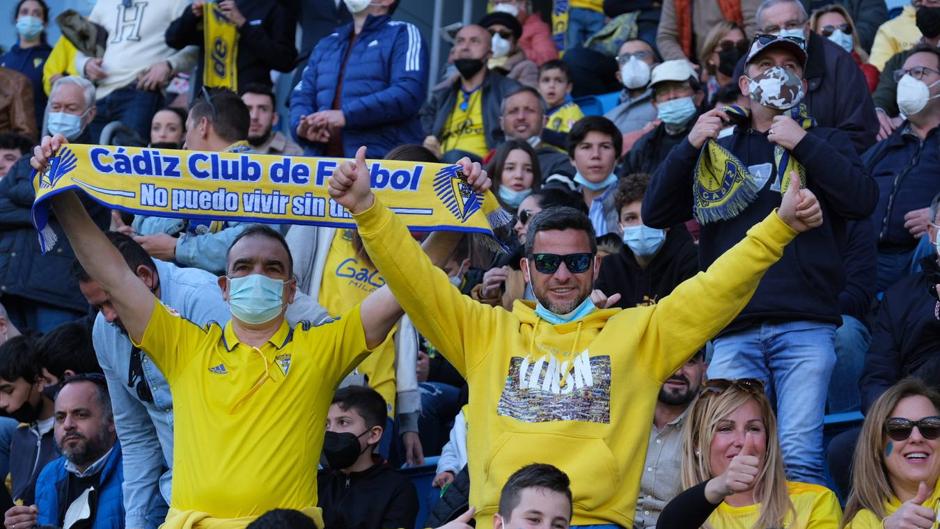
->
<box><xmin>1</xmin><ymin>0</ymin><xmax>940</xmax><ymax>528</ymax></box>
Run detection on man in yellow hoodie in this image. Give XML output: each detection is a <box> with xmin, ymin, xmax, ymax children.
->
<box><xmin>329</xmin><ymin>146</ymin><xmax>825</xmax><ymax>529</ymax></box>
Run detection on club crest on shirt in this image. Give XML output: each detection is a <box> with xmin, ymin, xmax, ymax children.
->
<box><xmin>275</xmin><ymin>354</ymin><xmax>291</xmax><ymax>376</ymax></box>
<box><xmin>208</xmin><ymin>363</ymin><xmax>228</xmax><ymax>375</ymax></box>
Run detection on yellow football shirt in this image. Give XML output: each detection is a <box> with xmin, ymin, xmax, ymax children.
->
<box><xmin>134</xmin><ymin>298</ymin><xmax>371</xmax><ymax>529</ymax></box>
<box><xmin>441</xmin><ymin>88</ymin><xmax>488</xmax><ymax>158</ymax></box>
<box><xmin>318</xmin><ymin>230</ymin><xmax>397</xmax><ymax>416</ymax></box>
<box><xmin>708</xmin><ymin>482</ymin><xmax>842</xmax><ymax>529</ymax></box>
<box><xmin>546</xmin><ymin>101</ymin><xmax>585</xmax><ymax>135</ymax></box>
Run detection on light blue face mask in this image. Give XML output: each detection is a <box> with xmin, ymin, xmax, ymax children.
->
<box><xmin>16</xmin><ymin>16</ymin><xmax>43</xmax><ymax>40</ymax></box>
<box><xmin>827</xmin><ymin>29</ymin><xmax>853</xmax><ymax>53</ymax></box>
<box><xmin>574</xmin><ymin>172</ymin><xmax>617</xmax><ymax>192</ymax></box>
<box><xmin>498</xmin><ymin>186</ymin><xmax>532</xmax><ymax>209</ymax></box>
<box><xmin>227</xmin><ymin>274</ymin><xmax>286</xmax><ymax>325</ymax></box>
<box><xmin>656</xmin><ymin>96</ymin><xmax>697</xmax><ymax>126</ymax></box>
<box><xmin>776</xmin><ymin>28</ymin><xmax>806</xmax><ymax>47</ymax></box>
<box><xmin>535</xmin><ymin>296</ymin><xmax>597</xmax><ymax>325</ymax></box>
<box><xmin>47</xmin><ymin>111</ymin><xmax>85</xmax><ymax>140</ymax></box>
<box><xmin>622</xmin><ymin>224</ymin><xmax>666</xmax><ymax>257</ymax></box>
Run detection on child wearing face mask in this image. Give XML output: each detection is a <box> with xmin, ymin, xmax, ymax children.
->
<box><xmin>319</xmin><ymin>386</ymin><xmax>419</xmax><ymax>529</ymax></box>
<box><xmin>594</xmin><ymin>173</ymin><xmax>698</xmax><ymax>309</ymax></box>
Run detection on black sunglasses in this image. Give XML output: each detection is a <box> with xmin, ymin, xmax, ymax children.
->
<box><xmin>718</xmin><ymin>39</ymin><xmax>749</xmax><ymax>53</ymax></box>
<box><xmin>531</xmin><ymin>252</ymin><xmax>593</xmax><ymax>274</ymax></box>
<box><xmin>518</xmin><ymin>209</ymin><xmax>534</xmax><ymax>225</ymax></box>
<box><xmin>820</xmin><ymin>23</ymin><xmax>852</xmax><ymax>37</ymax></box>
<box><xmin>885</xmin><ymin>416</ymin><xmax>940</xmax><ymax>442</ymax></box>
<box><xmin>702</xmin><ymin>378</ymin><xmax>766</xmax><ymax>395</ymax></box>
<box><xmin>128</xmin><ymin>346</ymin><xmax>154</xmax><ymax>404</ymax></box>
<box><xmin>754</xmin><ymin>33</ymin><xmax>805</xmax><ymax>46</ymax></box>
<box><xmin>200</xmin><ymin>86</ymin><xmax>219</xmax><ymax>118</ymax></box>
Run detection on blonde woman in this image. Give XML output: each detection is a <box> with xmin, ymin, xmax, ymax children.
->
<box><xmin>656</xmin><ymin>379</ymin><xmax>842</xmax><ymax>529</ymax></box>
<box><xmin>842</xmin><ymin>378</ymin><xmax>940</xmax><ymax>528</ymax></box>
<box><xmin>698</xmin><ymin>21</ymin><xmax>749</xmax><ymax>103</ymax></box>
<box><xmin>809</xmin><ymin>4</ymin><xmax>879</xmax><ymax>92</ymax></box>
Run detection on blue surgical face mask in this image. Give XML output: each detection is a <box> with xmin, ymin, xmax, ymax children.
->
<box><xmin>828</xmin><ymin>29</ymin><xmax>853</xmax><ymax>53</ymax></box>
<box><xmin>656</xmin><ymin>96</ymin><xmax>697</xmax><ymax>126</ymax></box>
<box><xmin>535</xmin><ymin>296</ymin><xmax>597</xmax><ymax>325</ymax></box>
<box><xmin>775</xmin><ymin>28</ymin><xmax>806</xmax><ymax>46</ymax></box>
<box><xmin>622</xmin><ymin>224</ymin><xmax>666</xmax><ymax>257</ymax></box>
<box><xmin>16</xmin><ymin>16</ymin><xmax>44</xmax><ymax>40</ymax></box>
<box><xmin>574</xmin><ymin>172</ymin><xmax>617</xmax><ymax>192</ymax></box>
<box><xmin>227</xmin><ymin>274</ymin><xmax>286</xmax><ymax>325</ymax></box>
<box><xmin>47</xmin><ymin>111</ymin><xmax>85</xmax><ymax>140</ymax></box>
<box><xmin>498</xmin><ymin>186</ymin><xmax>532</xmax><ymax>209</ymax></box>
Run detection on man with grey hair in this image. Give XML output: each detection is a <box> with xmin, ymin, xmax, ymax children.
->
<box><xmin>5</xmin><ymin>375</ymin><xmax>123</xmax><ymax>529</ymax></box>
<box><xmin>498</xmin><ymin>85</ymin><xmax>574</xmax><ymax>178</ymax></box>
<box><xmin>737</xmin><ymin>0</ymin><xmax>879</xmax><ymax>152</ymax></box>
<box><xmin>0</xmin><ymin>76</ymin><xmax>109</xmax><ymax>333</ymax></box>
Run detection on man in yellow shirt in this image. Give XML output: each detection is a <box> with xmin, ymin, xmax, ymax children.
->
<box><xmin>329</xmin><ymin>145</ymin><xmax>824</xmax><ymax>529</ymax></box>
<box><xmin>31</xmin><ymin>134</ymin><xmax>460</xmax><ymax>528</ymax></box>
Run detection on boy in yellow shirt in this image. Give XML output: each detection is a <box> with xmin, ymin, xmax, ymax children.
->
<box><xmin>330</xmin><ymin>144</ymin><xmax>825</xmax><ymax>529</ymax></box>
<box><xmin>538</xmin><ymin>60</ymin><xmax>584</xmax><ymax>135</ymax></box>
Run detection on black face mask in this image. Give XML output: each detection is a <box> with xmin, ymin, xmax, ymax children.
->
<box><xmin>454</xmin><ymin>58</ymin><xmax>485</xmax><ymax>79</ymax></box>
<box><xmin>8</xmin><ymin>397</ymin><xmax>41</xmax><ymax>424</ymax></box>
<box><xmin>917</xmin><ymin>6</ymin><xmax>940</xmax><ymax>39</ymax></box>
<box><xmin>322</xmin><ymin>430</ymin><xmax>369</xmax><ymax>470</ymax></box>
<box><xmin>717</xmin><ymin>42</ymin><xmax>748</xmax><ymax>77</ymax></box>
<box><xmin>150</xmin><ymin>141</ymin><xmax>182</xmax><ymax>150</ymax></box>
<box><xmin>41</xmin><ymin>382</ymin><xmax>62</xmax><ymax>402</ymax></box>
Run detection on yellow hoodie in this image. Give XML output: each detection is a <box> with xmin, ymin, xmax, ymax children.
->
<box><xmin>354</xmin><ymin>199</ymin><xmax>796</xmax><ymax>528</ymax></box>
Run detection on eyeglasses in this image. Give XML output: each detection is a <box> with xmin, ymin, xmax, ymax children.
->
<box><xmin>531</xmin><ymin>252</ymin><xmax>593</xmax><ymax>274</ymax></box>
<box><xmin>616</xmin><ymin>50</ymin><xmax>652</xmax><ymax>65</ymax></box>
<box><xmin>518</xmin><ymin>209</ymin><xmax>534</xmax><ymax>225</ymax></box>
<box><xmin>820</xmin><ymin>23</ymin><xmax>852</xmax><ymax>37</ymax></box>
<box><xmin>488</xmin><ymin>28</ymin><xmax>513</xmax><ymax>40</ymax></box>
<box><xmin>717</xmin><ymin>39</ymin><xmax>749</xmax><ymax>53</ymax></box>
<box><xmin>754</xmin><ymin>33</ymin><xmax>805</xmax><ymax>47</ymax></box>
<box><xmin>128</xmin><ymin>346</ymin><xmax>154</xmax><ymax>404</ymax></box>
<box><xmin>702</xmin><ymin>378</ymin><xmax>766</xmax><ymax>396</ymax></box>
<box><xmin>893</xmin><ymin>65</ymin><xmax>940</xmax><ymax>82</ymax></box>
<box><xmin>885</xmin><ymin>416</ymin><xmax>940</xmax><ymax>442</ymax></box>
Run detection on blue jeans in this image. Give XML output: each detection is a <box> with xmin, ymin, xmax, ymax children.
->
<box><xmin>827</xmin><ymin>315</ymin><xmax>871</xmax><ymax>413</ymax></box>
<box><xmin>709</xmin><ymin>320</ymin><xmax>837</xmax><ymax>485</ymax></box>
<box><xmin>419</xmin><ymin>382</ymin><xmax>461</xmax><ymax>456</ymax></box>
<box><xmin>565</xmin><ymin>7</ymin><xmax>605</xmax><ymax>50</ymax></box>
<box><xmin>4</xmin><ymin>295</ymin><xmax>84</xmax><ymax>334</ymax></box>
<box><xmin>89</xmin><ymin>84</ymin><xmax>163</xmax><ymax>144</ymax></box>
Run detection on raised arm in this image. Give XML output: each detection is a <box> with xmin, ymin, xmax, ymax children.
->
<box><xmin>33</xmin><ymin>137</ymin><xmax>155</xmax><ymax>343</ymax></box>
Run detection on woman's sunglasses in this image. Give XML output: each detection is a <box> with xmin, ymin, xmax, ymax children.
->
<box><xmin>820</xmin><ymin>23</ymin><xmax>852</xmax><ymax>37</ymax></box>
<box><xmin>885</xmin><ymin>416</ymin><xmax>940</xmax><ymax>442</ymax></box>
<box><xmin>702</xmin><ymin>378</ymin><xmax>766</xmax><ymax>396</ymax></box>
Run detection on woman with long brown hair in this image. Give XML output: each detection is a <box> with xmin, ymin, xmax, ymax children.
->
<box><xmin>842</xmin><ymin>378</ymin><xmax>940</xmax><ymax>528</ymax></box>
<box><xmin>657</xmin><ymin>379</ymin><xmax>842</xmax><ymax>529</ymax></box>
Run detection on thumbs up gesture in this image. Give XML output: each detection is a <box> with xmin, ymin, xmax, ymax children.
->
<box><xmin>435</xmin><ymin>506</ymin><xmax>476</xmax><ymax>529</ymax></box>
<box><xmin>329</xmin><ymin>146</ymin><xmax>375</xmax><ymax>215</ymax></box>
<box><xmin>777</xmin><ymin>171</ymin><xmax>823</xmax><ymax>233</ymax></box>
<box><xmin>883</xmin><ymin>482</ymin><xmax>937</xmax><ymax>529</ymax></box>
<box><xmin>705</xmin><ymin>433</ymin><xmax>762</xmax><ymax>503</ymax></box>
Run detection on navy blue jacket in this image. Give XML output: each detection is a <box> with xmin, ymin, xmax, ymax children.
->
<box><xmin>862</xmin><ymin>124</ymin><xmax>940</xmax><ymax>253</ymax></box>
<box><xmin>642</xmin><ymin>126</ymin><xmax>878</xmax><ymax>333</ymax></box>
<box><xmin>860</xmin><ymin>258</ymin><xmax>940</xmax><ymax>413</ymax></box>
<box><xmin>289</xmin><ymin>14</ymin><xmax>428</xmax><ymax>158</ymax></box>
<box><xmin>0</xmin><ymin>154</ymin><xmax>111</xmax><ymax>312</ymax></box>
<box><xmin>0</xmin><ymin>42</ymin><xmax>51</xmax><ymax>130</ymax></box>
<box><xmin>36</xmin><ymin>444</ymin><xmax>124</xmax><ymax>529</ymax></box>
<box><xmin>841</xmin><ymin>217</ymin><xmax>878</xmax><ymax>324</ymax></box>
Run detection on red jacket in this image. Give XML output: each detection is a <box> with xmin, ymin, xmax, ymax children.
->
<box><xmin>853</xmin><ymin>51</ymin><xmax>880</xmax><ymax>93</ymax></box>
<box><xmin>519</xmin><ymin>14</ymin><xmax>558</xmax><ymax>66</ymax></box>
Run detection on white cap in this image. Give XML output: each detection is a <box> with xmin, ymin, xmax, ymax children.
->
<box><xmin>649</xmin><ymin>60</ymin><xmax>697</xmax><ymax>88</ymax></box>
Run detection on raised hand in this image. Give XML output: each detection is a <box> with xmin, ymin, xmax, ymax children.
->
<box><xmin>454</xmin><ymin>157</ymin><xmax>491</xmax><ymax>194</ymax></box>
<box><xmin>882</xmin><ymin>481</ymin><xmax>936</xmax><ymax>529</ymax></box>
<box><xmin>590</xmin><ymin>289</ymin><xmax>622</xmax><ymax>308</ymax></box>
<box><xmin>706</xmin><ymin>432</ymin><xmax>761</xmax><ymax>503</ymax></box>
<box><xmin>31</xmin><ymin>134</ymin><xmax>70</xmax><ymax>173</ymax></box>
<box><xmin>777</xmin><ymin>172</ymin><xmax>822</xmax><ymax>233</ymax></box>
<box><xmin>328</xmin><ymin>146</ymin><xmax>374</xmax><ymax>214</ymax></box>
<box><xmin>687</xmin><ymin>108</ymin><xmax>730</xmax><ymax>149</ymax></box>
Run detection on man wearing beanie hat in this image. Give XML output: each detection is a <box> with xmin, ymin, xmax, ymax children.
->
<box><xmin>643</xmin><ymin>34</ymin><xmax>877</xmax><ymax>486</ymax></box>
<box><xmin>480</xmin><ymin>11</ymin><xmax>538</xmax><ymax>87</ymax></box>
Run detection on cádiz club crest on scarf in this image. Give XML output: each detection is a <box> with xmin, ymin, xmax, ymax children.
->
<box><xmin>692</xmin><ymin>104</ymin><xmax>814</xmax><ymax>224</ymax></box>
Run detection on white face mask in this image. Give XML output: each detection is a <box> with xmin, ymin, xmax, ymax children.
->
<box><xmin>897</xmin><ymin>74</ymin><xmax>940</xmax><ymax>117</ymax></box>
<box><xmin>493</xmin><ymin>2</ymin><xmax>520</xmax><ymax>17</ymax></box>
<box><xmin>776</xmin><ymin>27</ymin><xmax>807</xmax><ymax>46</ymax></box>
<box><xmin>620</xmin><ymin>57</ymin><xmax>651</xmax><ymax>90</ymax></box>
<box><xmin>827</xmin><ymin>29</ymin><xmax>853</xmax><ymax>53</ymax></box>
<box><xmin>344</xmin><ymin>0</ymin><xmax>372</xmax><ymax>14</ymax></box>
<box><xmin>492</xmin><ymin>33</ymin><xmax>512</xmax><ymax>58</ymax></box>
